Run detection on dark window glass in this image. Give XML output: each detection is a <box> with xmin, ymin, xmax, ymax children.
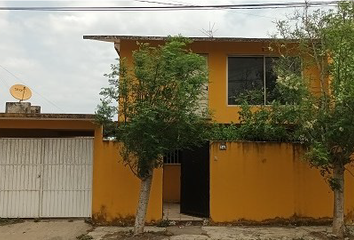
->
<box><xmin>228</xmin><ymin>56</ymin><xmax>283</xmax><ymax>105</ymax></box>
<box><xmin>228</xmin><ymin>57</ymin><xmax>264</xmax><ymax>105</ymax></box>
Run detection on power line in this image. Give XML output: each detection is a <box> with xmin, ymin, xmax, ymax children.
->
<box><xmin>0</xmin><ymin>64</ymin><xmax>65</xmax><ymax>112</ymax></box>
<box><xmin>0</xmin><ymin>1</ymin><xmax>340</xmax><ymax>12</ymax></box>
<box><xmin>165</xmin><ymin>0</ymin><xmax>280</xmax><ymax>19</ymax></box>
<box><xmin>132</xmin><ymin>0</ymin><xmax>184</xmax><ymax>6</ymax></box>
<box><xmin>0</xmin><ymin>77</ymin><xmax>10</xmax><ymax>88</ymax></box>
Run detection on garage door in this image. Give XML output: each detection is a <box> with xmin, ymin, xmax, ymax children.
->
<box><xmin>0</xmin><ymin>138</ymin><xmax>93</xmax><ymax>218</ymax></box>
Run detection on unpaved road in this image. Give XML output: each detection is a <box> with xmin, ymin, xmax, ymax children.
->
<box><xmin>0</xmin><ymin>219</ymin><xmax>91</xmax><ymax>240</ymax></box>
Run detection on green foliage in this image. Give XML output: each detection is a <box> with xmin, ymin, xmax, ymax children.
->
<box><xmin>237</xmin><ymin>101</ymin><xmax>296</xmax><ymax>142</ymax></box>
<box><xmin>290</xmin><ymin>1</ymin><xmax>354</xmax><ymax>173</ymax></box>
<box><xmin>209</xmin><ymin>123</ymin><xmax>240</xmax><ymax>141</ymax></box>
<box><xmin>234</xmin><ymin>88</ymin><xmax>264</xmax><ymax>105</ymax></box>
<box><xmin>96</xmin><ymin>36</ymin><xmax>210</xmax><ymax>179</ymax></box>
<box><xmin>211</xmin><ymin>85</ymin><xmax>311</xmax><ymax>143</ymax></box>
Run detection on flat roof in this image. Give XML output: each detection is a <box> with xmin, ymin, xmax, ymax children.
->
<box><xmin>83</xmin><ymin>35</ymin><xmax>283</xmax><ymax>43</ymax></box>
<box><xmin>0</xmin><ymin>113</ymin><xmax>96</xmax><ymax>121</ymax></box>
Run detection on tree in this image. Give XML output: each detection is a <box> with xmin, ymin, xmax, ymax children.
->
<box><xmin>96</xmin><ymin>36</ymin><xmax>210</xmax><ymax>235</ymax></box>
<box><xmin>276</xmin><ymin>2</ymin><xmax>354</xmax><ymax>237</ymax></box>
<box><xmin>232</xmin><ymin>1</ymin><xmax>354</xmax><ymax>237</ymax></box>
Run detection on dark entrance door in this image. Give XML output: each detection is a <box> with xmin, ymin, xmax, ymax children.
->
<box><xmin>180</xmin><ymin>142</ymin><xmax>210</xmax><ymax>218</ymax></box>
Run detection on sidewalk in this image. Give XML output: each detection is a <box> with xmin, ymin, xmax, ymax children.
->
<box><xmin>88</xmin><ymin>225</ymin><xmax>349</xmax><ymax>240</ymax></box>
<box><xmin>0</xmin><ymin>219</ymin><xmax>351</xmax><ymax>240</ymax></box>
<box><xmin>0</xmin><ymin>219</ymin><xmax>91</xmax><ymax>240</ymax></box>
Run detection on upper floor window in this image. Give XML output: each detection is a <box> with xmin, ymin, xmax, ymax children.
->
<box><xmin>228</xmin><ymin>56</ymin><xmax>278</xmax><ymax>105</ymax></box>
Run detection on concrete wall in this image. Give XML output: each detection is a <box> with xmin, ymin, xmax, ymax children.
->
<box><xmin>92</xmin><ymin>138</ymin><xmax>163</xmax><ymax>223</ymax></box>
<box><xmin>210</xmin><ymin>142</ymin><xmax>354</xmax><ymax>223</ymax></box>
<box><xmin>163</xmin><ymin>165</ymin><xmax>180</xmax><ymax>203</ymax></box>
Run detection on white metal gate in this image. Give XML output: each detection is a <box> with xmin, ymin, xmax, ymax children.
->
<box><xmin>0</xmin><ymin>138</ymin><xmax>93</xmax><ymax>218</ymax></box>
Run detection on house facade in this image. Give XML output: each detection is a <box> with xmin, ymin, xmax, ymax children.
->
<box><xmin>84</xmin><ymin>35</ymin><xmax>354</xmax><ymax>223</ymax></box>
<box><xmin>82</xmin><ymin>35</ymin><xmax>354</xmax><ymax>224</ymax></box>
<box><xmin>1</xmin><ymin>36</ymin><xmax>353</xmax><ymax>224</ymax></box>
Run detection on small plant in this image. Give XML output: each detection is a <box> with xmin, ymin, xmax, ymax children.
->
<box><xmin>156</xmin><ymin>219</ymin><xmax>170</xmax><ymax>227</ymax></box>
<box><xmin>0</xmin><ymin>218</ymin><xmax>24</xmax><ymax>226</ymax></box>
<box><xmin>76</xmin><ymin>234</ymin><xmax>93</xmax><ymax>240</ymax></box>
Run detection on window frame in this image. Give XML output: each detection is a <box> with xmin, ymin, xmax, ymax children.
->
<box><xmin>226</xmin><ymin>55</ymin><xmax>279</xmax><ymax>106</ymax></box>
<box><xmin>163</xmin><ymin>150</ymin><xmax>181</xmax><ymax>165</ymax></box>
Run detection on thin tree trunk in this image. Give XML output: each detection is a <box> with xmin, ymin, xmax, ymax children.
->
<box><xmin>134</xmin><ymin>171</ymin><xmax>153</xmax><ymax>235</ymax></box>
<box><xmin>333</xmin><ymin>162</ymin><xmax>345</xmax><ymax>238</ymax></box>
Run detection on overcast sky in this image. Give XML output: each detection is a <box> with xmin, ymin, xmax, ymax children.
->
<box><xmin>0</xmin><ymin>0</ymin><xmax>333</xmax><ymax>114</ymax></box>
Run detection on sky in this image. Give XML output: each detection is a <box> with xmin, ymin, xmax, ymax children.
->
<box><xmin>0</xmin><ymin>0</ymin><xmax>334</xmax><ymax>114</ymax></box>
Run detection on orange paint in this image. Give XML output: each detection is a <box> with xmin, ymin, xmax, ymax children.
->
<box><xmin>210</xmin><ymin>142</ymin><xmax>354</xmax><ymax>222</ymax></box>
<box><xmin>163</xmin><ymin>165</ymin><xmax>181</xmax><ymax>203</ymax></box>
<box><xmin>92</xmin><ymin>138</ymin><xmax>163</xmax><ymax>223</ymax></box>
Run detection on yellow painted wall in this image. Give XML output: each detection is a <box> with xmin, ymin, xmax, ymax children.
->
<box><xmin>119</xmin><ymin>39</ymin><xmax>283</xmax><ymax>124</ymax></box>
<box><xmin>92</xmin><ymin>135</ymin><xmax>163</xmax><ymax>223</ymax></box>
<box><xmin>163</xmin><ymin>165</ymin><xmax>180</xmax><ymax>203</ymax></box>
<box><xmin>210</xmin><ymin>142</ymin><xmax>354</xmax><ymax>222</ymax></box>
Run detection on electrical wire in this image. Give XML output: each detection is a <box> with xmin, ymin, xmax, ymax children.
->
<box><xmin>164</xmin><ymin>0</ymin><xmax>280</xmax><ymax>19</ymax></box>
<box><xmin>0</xmin><ymin>76</ymin><xmax>10</xmax><ymax>89</ymax></box>
<box><xmin>0</xmin><ymin>64</ymin><xmax>65</xmax><ymax>112</ymax></box>
<box><xmin>0</xmin><ymin>1</ymin><xmax>340</xmax><ymax>12</ymax></box>
<box><xmin>132</xmin><ymin>0</ymin><xmax>184</xmax><ymax>6</ymax></box>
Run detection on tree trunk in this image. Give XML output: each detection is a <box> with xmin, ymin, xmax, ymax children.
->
<box><xmin>134</xmin><ymin>171</ymin><xmax>153</xmax><ymax>235</ymax></box>
<box><xmin>333</xmin><ymin>162</ymin><xmax>345</xmax><ymax>238</ymax></box>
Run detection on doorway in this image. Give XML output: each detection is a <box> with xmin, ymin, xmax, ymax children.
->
<box><xmin>162</xmin><ymin>143</ymin><xmax>210</xmax><ymax>220</ymax></box>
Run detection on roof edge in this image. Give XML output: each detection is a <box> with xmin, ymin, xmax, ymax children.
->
<box><xmin>83</xmin><ymin>35</ymin><xmax>293</xmax><ymax>43</ymax></box>
<box><xmin>0</xmin><ymin>113</ymin><xmax>96</xmax><ymax>121</ymax></box>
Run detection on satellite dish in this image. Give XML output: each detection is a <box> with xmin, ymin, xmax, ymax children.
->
<box><xmin>9</xmin><ymin>84</ymin><xmax>32</xmax><ymax>101</ymax></box>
